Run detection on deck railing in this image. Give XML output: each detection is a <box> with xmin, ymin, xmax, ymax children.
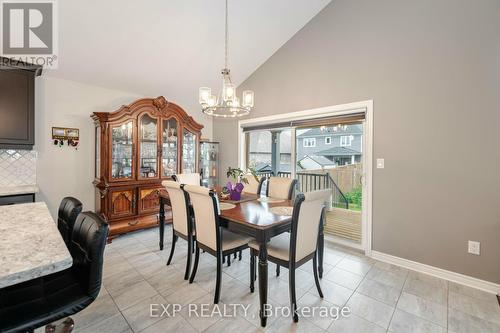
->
<box><xmin>256</xmin><ymin>170</ymin><xmax>349</xmax><ymax>209</ymax></box>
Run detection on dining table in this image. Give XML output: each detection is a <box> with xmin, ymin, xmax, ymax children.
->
<box><xmin>0</xmin><ymin>202</ymin><xmax>73</xmax><ymax>288</ymax></box>
<box><xmin>158</xmin><ymin>190</ymin><xmax>324</xmax><ymax>327</ymax></box>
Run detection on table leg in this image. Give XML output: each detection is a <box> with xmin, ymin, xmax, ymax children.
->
<box><xmin>258</xmin><ymin>242</ymin><xmax>268</xmax><ymax>327</ymax></box>
<box><xmin>159</xmin><ymin>197</ymin><xmax>165</xmax><ymax>251</ymax></box>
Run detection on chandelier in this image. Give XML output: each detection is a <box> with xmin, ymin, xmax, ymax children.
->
<box><xmin>199</xmin><ymin>0</ymin><xmax>254</xmax><ymax>118</ymax></box>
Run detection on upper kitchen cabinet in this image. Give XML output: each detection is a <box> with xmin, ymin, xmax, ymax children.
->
<box><xmin>0</xmin><ymin>57</ymin><xmax>42</xmax><ymax>150</ymax></box>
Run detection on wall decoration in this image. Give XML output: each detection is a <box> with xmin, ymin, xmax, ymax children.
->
<box><xmin>52</xmin><ymin>127</ymin><xmax>80</xmax><ymax>149</ymax></box>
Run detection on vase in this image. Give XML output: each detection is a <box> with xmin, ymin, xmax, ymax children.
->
<box><xmin>229</xmin><ymin>189</ymin><xmax>242</xmax><ymax>201</ymax></box>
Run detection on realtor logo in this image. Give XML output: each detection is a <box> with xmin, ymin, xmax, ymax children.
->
<box><xmin>1</xmin><ymin>0</ymin><xmax>58</xmax><ymax>68</ymax></box>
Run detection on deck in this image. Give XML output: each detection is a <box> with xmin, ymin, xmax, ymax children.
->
<box><xmin>324</xmin><ymin>207</ymin><xmax>362</xmax><ymax>243</ymax></box>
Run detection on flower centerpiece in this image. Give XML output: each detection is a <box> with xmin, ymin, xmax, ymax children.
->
<box><xmin>224</xmin><ymin>167</ymin><xmax>258</xmax><ymax>201</ymax></box>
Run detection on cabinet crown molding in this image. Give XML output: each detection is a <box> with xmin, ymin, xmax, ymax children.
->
<box><xmin>92</xmin><ymin>96</ymin><xmax>204</xmax><ymax>132</ymax></box>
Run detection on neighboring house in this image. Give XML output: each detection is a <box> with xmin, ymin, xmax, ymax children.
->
<box><xmin>297</xmin><ymin>125</ymin><xmax>362</xmax><ymax>166</ymax></box>
<box><xmin>248</xmin><ymin>125</ymin><xmax>362</xmax><ymax>173</ymax></box>
<box><xmin>297</xmin><ymin>155</ymin><xmax>336</xmax><ymax>170</ymax></box>
<box><xmin>254</xmin><ymin>162</ymin><xmax>291</xmax><ymax>174</ymax></box>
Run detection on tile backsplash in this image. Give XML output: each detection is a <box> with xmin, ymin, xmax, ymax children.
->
<box><xmin>0</xmin><ymin>149</ymin><xmax>37</xmax><ymax>187</ymax></box>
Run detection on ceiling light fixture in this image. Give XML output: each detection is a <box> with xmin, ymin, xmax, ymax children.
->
<box><xmin>199</xmin><ymin>0</ymin><xmax>254</xmax><ymax>118</ymax></box>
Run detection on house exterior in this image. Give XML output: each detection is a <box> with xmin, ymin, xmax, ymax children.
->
<box><xmin>297</xmin><ymin>124</ymin><xmax>362</xmax><ymax>167</ymax></box>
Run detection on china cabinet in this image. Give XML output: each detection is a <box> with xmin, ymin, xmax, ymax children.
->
<box><xmin>92</xmin><ymin>96</ymin><xmax>203</xmax><ymax>238</ymax></box>
<box><xmin>200</xmin><ymin>141</ymin><xmax>220</xmax><ymax>188</ymax></box>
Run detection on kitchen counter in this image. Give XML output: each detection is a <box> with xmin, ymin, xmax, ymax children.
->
<box><xmin>0</xmin><ymin>202</ymin><xmax>72</xmax><ymax>288</ymax></box>
<box><xmin>0</xmin><ymin>185</ymin><xmax>39</xmax><ymax>196</ymax></box>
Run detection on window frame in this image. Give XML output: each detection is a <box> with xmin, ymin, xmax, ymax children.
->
<box><xmin>303</xmin><ymin>137</ymin><xmax>316</xmax><ymax>148</ymax></box>
<box><xmin>325</xmin><ymin>136</ymin><xmax>332</xmax><ymax>145</ymax></box>
<box><xmin>340</xmin><ymin>135</ymin><xmax>353</xmax><ymax>147</ymax></box>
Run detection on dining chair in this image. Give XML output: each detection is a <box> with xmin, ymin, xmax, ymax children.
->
<box><xmin>242</xmin><ymin>173</ymin><xmax>265</xmax><ymax>195</ymax></box>
<box><xmin>172</xmin><ymin>172</ymin><xmax>202</xmax><ymax>186</ymax></box>
<box><xmin>184</xmin><ymin>185</ymin><xmax>252</xmax><ymax>304</ymax></box>
<box><xmin>266</xmin><ymin>176</ymin><xmax>298</xmax><ymax>276</ymax></box>
<box><xmin>249</xmin><ymin>189</ymin><xmax>330</xmax><ymax>322</ymax></box>
<box><xmin>57</xmin><ymin>197</ymin><xmax>83</xmax><ymax>247</ymax></box>
<box><xmin>0</xmin><ymin>212</ymin><xmax>109</xmax><ymax>333</ymax></box>
<box><xmin>266</xmin><ymin>176</ymin><xmax>297</xmax><ymax>200</ymax></box>
<box><xmin>163</xmin><ymin>180</ymin><xmax>195</xmax><ymax>280</ymax></box>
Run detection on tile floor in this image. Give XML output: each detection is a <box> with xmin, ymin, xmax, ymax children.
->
<box><xmin>42</xmin><ymin>226</ymin><xmax>500</xmax><ymax>333</ymax></box>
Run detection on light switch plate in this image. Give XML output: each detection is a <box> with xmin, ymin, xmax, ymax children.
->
<box><xmin>376</xmin><ymin>158</ymin><xmax>385</xmax><ymax>169</ymax></box>
<box><xmin>468</xmin><ymin>241</ymin><xmax>480</xmax><ymax>255</ymax></box>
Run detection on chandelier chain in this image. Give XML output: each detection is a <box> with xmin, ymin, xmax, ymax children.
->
<box><xmin>225</xmin><ymin>0</ymin><xmax>228</xmax><ymax>69</ymax></box>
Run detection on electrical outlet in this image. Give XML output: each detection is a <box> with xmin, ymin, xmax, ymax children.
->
<box><xmin>468</xmin><ymin>241</ymin><xmax>480</xmax><ymax>255</ymax></box>
<box><xmin>376</xmin><ymin>158</ymin><xmax>385</xmax><ymax>169</ymax></box>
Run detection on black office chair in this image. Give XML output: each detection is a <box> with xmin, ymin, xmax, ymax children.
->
<box><xmin>0</xmin><ymin>212</ymin><xmax>109</xmax><ymax>333</ymax></box>
<box><xmin>57</xmin><ymin>197</ymin><xmax>83</xmax><ymax>246</ymax></box>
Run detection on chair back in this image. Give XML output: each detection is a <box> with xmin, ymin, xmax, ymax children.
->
<box><xmin>290</xmin><ymin>189</ymin><xmax>330</xmax><ymax>262</ymax></box>
<box><xmin>173</xmin><ymin>173</ymin><xmax>201</xmax><ymax>185</ymax></box>
<box><xmin>242</xmin><ymin>174</ymin><xmax>263</xmax><ymax>195</ymax></box>
<box><xmin>70</xmin><ymin>212</ymin><xmax>109</xmax><ymax>299</ymax></box>
<box><xmin>184</xmin><ymin>185</ymin><xmax>220</xmax><ymax>251</ymax></box>
<box><xmin>163</xmin><ymin>180</ymin><xmax>190</xmax><ymax>236</ymax></box>
<box><xmin>267</xmin><ymin>177</ymin><xmax>297</xmax><ymax>200</ymax></box>
<box><xmin>57</xmin><ymin>197</ymin><xmax>83</xmax><ymax>246</ymax></box>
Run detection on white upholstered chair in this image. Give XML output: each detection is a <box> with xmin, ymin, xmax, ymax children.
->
<box><xmin>242</xmin><ymin>174</ymin><xmax>264</xmax><ymax>195</ymax></box>
<box><xmin>162</xmin><ymin>180</ymin><xmax>194</xmax><ymax>280</ymax></box>
<box><xmin>249</xmin><ymin>189</ymin><xmax>330</xmax><ymax>322</ymax></box>
<box><xmin>266</xmin><ymin>176</ymin><xmax>297</xmax><ymax>200</ymax></box>
<box><xmin>184</xmin><ymin>185</ymin><xmax>252</xmax><ymax>304</ymax></box>
<box><xmin>172</xmin><ymin>173</ymin><xmax>201</xmax><ymax>186</ymax></box>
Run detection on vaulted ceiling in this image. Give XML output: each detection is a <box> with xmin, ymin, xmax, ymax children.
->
<box><xmin>49</xmin><ymin>0</ymin><xmax>331</xmax><ymax>116</ymax></box>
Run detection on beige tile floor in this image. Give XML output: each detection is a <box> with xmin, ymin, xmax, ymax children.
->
<box><xmin>42</xmin><ymin>226</ymin><xmax>500</xmax><ymax>333</ymax></box>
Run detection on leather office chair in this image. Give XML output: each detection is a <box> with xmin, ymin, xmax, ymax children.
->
<box><xmin>57</xmin><ymin>197</ymin><xmax>83</xmax><ymax>246</ymax></box>
<box><xmin>0</xmin><ymin>212</ymin><xmax>109</xmax><ymax>333</ymax></box>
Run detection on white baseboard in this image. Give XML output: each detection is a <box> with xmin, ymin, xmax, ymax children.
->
<box><xmin>369</xmin><ymin>251</ymin><xmax>500</xmax><ymax>295</ymax></box>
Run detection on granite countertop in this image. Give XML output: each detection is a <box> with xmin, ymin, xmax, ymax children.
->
<box><xmin>0</xmin><ymin>184</ymin><xmax>39</xmax><ymax>196</ymax></box>
<box><xmin>0</xmin><ymin>202</ymin><xmax>72</xmax><ymax>288</ymax></box>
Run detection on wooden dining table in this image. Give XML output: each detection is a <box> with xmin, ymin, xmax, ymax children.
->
<box><xmin>158</xmin><ymin>190</ymin><xmax>324</xmax><ymax>327</ymax></box>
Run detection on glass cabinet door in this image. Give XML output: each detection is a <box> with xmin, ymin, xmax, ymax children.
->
<box><xmin>182</xmin><ymin>129</ymin><xmax>197</xmax><ymax>173</ymax></box>
<box><xmin>111</xmin><ymin>121</ymin><xmax>134</xmax><ymax>180</ymax></box>
<box><xmin>161</xmin><ymin>118</ymin><xmax>178</xmax><ymax>177</ymax></box>
<box><xmin>200</xmin><ymin>142</ymin><xmax>219</xmax><ymax>188</ymax></box>
<box><xmin>139</xmin><ymin>114</ymin><xmax>158</xmax><ymax>178</ymax></box>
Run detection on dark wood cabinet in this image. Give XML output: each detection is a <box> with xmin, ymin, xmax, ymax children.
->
<box><xmin>0</xmin><ymin>57</ymin><xmax>42</xmax><ymax>149</ymax></box>
<box><xmin>92</xmin><ymin>96</ymin><xmax>203</xmax><ymax>239</ymax></box>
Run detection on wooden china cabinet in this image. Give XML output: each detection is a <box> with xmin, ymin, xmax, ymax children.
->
<box><xmin>92</xmin><ymin>96</ymin><xmax>203</xmax><ymax>239</ymax></box>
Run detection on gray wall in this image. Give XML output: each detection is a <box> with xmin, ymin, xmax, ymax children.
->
<box><xmin>214</xmin><ymin>0</ymin><xmax>500</xmax><ymax>284</ymax></box>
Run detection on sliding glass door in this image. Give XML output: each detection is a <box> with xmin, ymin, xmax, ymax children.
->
<box><xmin>296</xmin><ymin>123</ymin><xmax>364</xmax><ymax>244</ymax></box>
<box><xmin>244</xmin><ymin>120</ymin><xmax>365</xmax><ymax>245</ymax></box>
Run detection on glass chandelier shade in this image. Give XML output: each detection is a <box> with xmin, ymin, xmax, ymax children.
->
<box><xmin>199</xmin><ymin>0</ymin><xmax>254</xmax><ymax>118</ymax></box>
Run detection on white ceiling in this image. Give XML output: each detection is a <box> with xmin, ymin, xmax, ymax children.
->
<box><xmin>49</xmin><ymin>0</ymin><xmax>331</xmax><ymax>114</ymax></box>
